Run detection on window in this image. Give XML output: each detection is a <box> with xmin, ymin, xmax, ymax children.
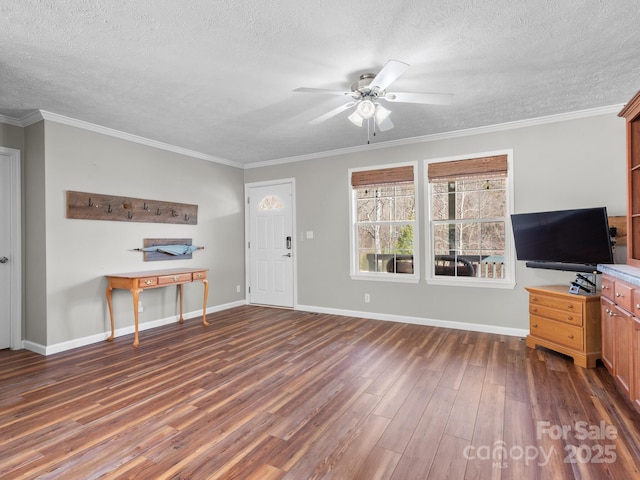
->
<box><xmin>350</xmin><ymin>163</ymin><xmax>418</xmax><ymax>281</ymax></box>
<box><xmin>426</xmin><ymin>153</ymin><xmax>514</xmax><ymax>287</ymax></box>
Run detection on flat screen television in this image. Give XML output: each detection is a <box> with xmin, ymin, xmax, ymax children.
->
<box><xmin>510</xmin><ymin>207</ymin><xmax>614</xmax><ymax>273</ymax></box>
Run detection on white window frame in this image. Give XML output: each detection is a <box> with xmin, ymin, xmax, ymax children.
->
<box><xmin>424</xmin><ymin>150</ymin><xmax>515</xmax><ymax>289</ymax></box>
<box><xmin>349</xmin><ymin>161</ymin><xmax>420</xmax><ymax>283</ymax></box>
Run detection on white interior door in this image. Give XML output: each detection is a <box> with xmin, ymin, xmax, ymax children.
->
<box><xmin>248</xmin><ymin>182</ymin><xmax>294</xmax><ymax>307</ymax></box>
<box><xmin>0</xmin><ymin>147</ymin><xmax>21</xmax><ymax>350</ymax></box>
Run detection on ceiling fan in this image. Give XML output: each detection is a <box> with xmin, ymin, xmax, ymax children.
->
<box><xmin>293</xmin><ymin>60</ymin><xmax>453</xmax><ymax>133</ymax></box>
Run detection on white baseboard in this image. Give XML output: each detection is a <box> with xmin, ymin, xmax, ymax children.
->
<box><xmin>24</xmin><ymin>300</ymin><xmax>247</xmax><ymax>356</ymax></box>
<box><xmin>295</xmin><ymin>304</ymin><xmax>529</xmax><ymax>338</ymax></box>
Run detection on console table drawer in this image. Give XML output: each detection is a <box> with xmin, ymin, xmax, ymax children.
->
<box><xmin>158</xmin><ymin>273</ymin><xmax>193</xmax><ymax>285</ymax></box>
<box><xmin>529</xmin><ymin>294</ymin><xmax>583</xmax><ymax>315</ymax></box>
<box><xmin>530</xmin><ymin>316</ymin><xmax>583</xmax><ymax>350</ymax></box>
<box><xmin>138</xmin><ymin>277</ymin><xmax>158</xmax><ymax>287</ymax></box>
<box><xmin>192</xmin><ymin>271</ymin><xmax>207</xmax><ymax>281</ymax></box>
<box><xmin>529</xmin><ymin>304</ymin><xmax>583</xmax><ymax>326</ymax></box>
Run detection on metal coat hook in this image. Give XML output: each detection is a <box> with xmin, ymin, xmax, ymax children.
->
<box><xmin>171</xmin><ymin>209</ymin><xmax>178</xmax><ymax>217</ymax></box>
<box><xmin>184</xmin><ymin>213</ymin><xmax>189</xmax><ymax>222</ymax></box>
<box><xmin>143</xmin><ymin>202</ymin><xmax>149</xmax><ymax>211</ymax></box>
<box><xmin>107</xmin><ymin>204</ymin><xmax>112</xmax><ymax>213</ymax></box>
<box><xmin>88</xmin><ymin>197</ymin><xmax>93</xmax><ymax>207</ymax></box>
<box><xmin>128</xmin><ymin>210</ymin><xmax>133</xmax><ymax>219</ymax></box>
<box><xmin>156</xmin><ymin>208</ymin><xmax>161</xmax><ymax>215</ymax></box>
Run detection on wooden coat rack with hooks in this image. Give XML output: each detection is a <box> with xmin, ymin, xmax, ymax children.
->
<box><xmin>66</xmin><ymin>190</ymin><xmax>198</xmax><ymax>225</ymax></box>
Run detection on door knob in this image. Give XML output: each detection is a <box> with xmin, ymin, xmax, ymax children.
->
<box><xmin>0</xmin><ymin>257</ymin><xmax>8</xmax><ymax>264</ymax></box>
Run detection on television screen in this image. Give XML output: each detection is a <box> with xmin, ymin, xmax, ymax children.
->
<box><xmin>510</xmin><ymin>207</ymin><xmax>613</xmax><ymax>271</ymax></box>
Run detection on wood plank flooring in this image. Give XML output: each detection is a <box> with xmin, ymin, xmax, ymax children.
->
<box><xmin>1</xmin><ymin>305</ymin><xmax>639</xmax><ymax>479</ymax></box>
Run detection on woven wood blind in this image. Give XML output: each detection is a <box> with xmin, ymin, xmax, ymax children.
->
<box><xmin>351</xmin><ymin>165</ymin><xmax>414</xmax><ymax>188</ymax></box>
<box><xmin>427</xmin><ymin>155</ymin><xmax>508</xmax><ymax>182</ymax></box>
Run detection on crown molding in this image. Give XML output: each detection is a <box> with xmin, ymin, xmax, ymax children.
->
<box><xmin>0</xmin><ymin>109</ymin><xmax>243</xmax><ymax>169</ymax></box>
<box><xmin>245</xmin><ymin>104</ymin><xmax>624</xmax><ymax>169</ymax></box>
<box><xmin>0</xmin><ymin>113</ymin><xmax>25</xmax><ymax>127</ymax></box>
<box><xmin>1</xmin><ymin>104</ymin><xmax>624</xmax><ymax>170</ymax></box>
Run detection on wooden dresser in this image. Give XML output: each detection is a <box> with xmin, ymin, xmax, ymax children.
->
<box><xmin>525</xmin><ymin>285</ymin><xmax>601</xmax><ymax>368</ymax></box>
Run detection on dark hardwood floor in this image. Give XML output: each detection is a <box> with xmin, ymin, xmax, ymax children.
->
<box><xmin>1</xmin><ymin>305</ymin><xmax>639</xmax><ymax>479</ymax></box>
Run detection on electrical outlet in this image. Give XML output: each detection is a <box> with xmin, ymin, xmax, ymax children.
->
<box><xmin>137</xmin><ymin>300</ymin><xmax>144</xmax><ymax>313</ymax></box>
<box><xmin>236</xmin><ymin>285</ymin><xmax>241</xmax><ymax>293</ymax></box>
<box><xmin>364</xmin><ymin>293</ymin><xmax>370</xmax><ymax>303</ymax></box>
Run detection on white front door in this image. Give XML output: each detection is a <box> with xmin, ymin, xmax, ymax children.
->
<box><xmin>247</xmin><ymin>181</ymin><xmax>294</xmax><ymax>307</ymax></box>
<box><xmin>0</xmin><ymin>147</ymin><xmax>21</xmax><ymax>350</ymax></box>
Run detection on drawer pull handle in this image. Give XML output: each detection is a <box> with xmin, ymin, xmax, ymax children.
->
<box><xmin>568</xmin><ymin>334</ymin><xmax>574</xmax><ymax>339</ymax></box>
<box><xmin>173</xmin><ymin>275</ymin><xmax>179</xmax><ymax>281</ymax></box>
<box><xmin>532</xmin><ymin>323</ymin><xmax>538</xmax><ymax>328</ymax></box>
<box><xmin>145</xmin><ymin>279</ymin><xmax>153</xmax><ymax>285</ymax></box>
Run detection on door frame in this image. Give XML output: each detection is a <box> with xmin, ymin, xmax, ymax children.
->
<box><xmin>1</xmin><ymin>146</ymin><xmax>22</xmax><ymax>349</ymax></box>
<box><xmin>244</xmin><ymin>178</ymin><xmax>297</xmax><ymax>308</ymax></box>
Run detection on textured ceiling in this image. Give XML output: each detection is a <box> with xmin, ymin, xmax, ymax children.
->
<box><xmin>1</xmin><ymin>1</ymin><xmax>639</xmax><ymax>166</ymax></box>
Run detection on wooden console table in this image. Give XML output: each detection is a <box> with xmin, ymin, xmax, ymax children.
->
<box><xmin>106</xmin><ymin>267</ymin><xmax>209</xmax><ymax>347</ymax></box>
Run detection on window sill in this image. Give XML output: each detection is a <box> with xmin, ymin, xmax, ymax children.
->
<box><xmin>351</xmin><ymin>273</ymin><xmax>420</xmax><ymax>284</ymax></box>
<box><xmin>426</xmin><ymin>277</ymin><xmax>516</xmax><ymax>289</ymax></box>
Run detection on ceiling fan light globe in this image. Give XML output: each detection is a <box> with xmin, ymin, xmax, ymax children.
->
<box><xmin>356</xmin><ymin>99</ymin><xmax>375</xmax><ymax>119</ymax></box>
<box><xmin>374</xmin><ymin>104</ymin><xmax>391</xmax><ymax>123</ymax></box>
<box><xmin>348</xmin><ymin>111</ymin><xmax>363</xmax><ymax>127</ymax></box>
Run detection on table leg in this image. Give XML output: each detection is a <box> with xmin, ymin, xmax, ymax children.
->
<box><xmin>178</xmin><ymin>284</ymin><xmax>184</xmax><ymax>323</ymax></box>
<box><xmin>131</xmin><ymin>288</ymin><xmax>142</xmax><ymax>347</ymax></box>
<box><xmin>202</xmin><ymin>279</ymin><xmax>209</xmax><ymax>326</ymax></box>
<box><xmin>106</xmin><ymin>285</ymin><xmax>115</xmax><ymax>341</ymax></box>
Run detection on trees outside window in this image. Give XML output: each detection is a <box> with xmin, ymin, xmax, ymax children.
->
<box><xmin>350</xmin><ymin>164</ymin><xmax>418</xmax><ymax>278</ymax></box>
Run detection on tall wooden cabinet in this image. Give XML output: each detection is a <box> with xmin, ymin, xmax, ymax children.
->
<box><xmin>619</xmin><ymin>91</ymin><xmax>640</xmax><ymax>267</ymax></box>
<box><xmin>600</xmin><ymin>270</ymin><xmax>640</xmax><ymax>413</ymax></box>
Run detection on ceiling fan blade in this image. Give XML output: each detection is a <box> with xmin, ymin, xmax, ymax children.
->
<box><xmin>377</xmin><ymin>116</ymin><xmax>394</xmax><ymax>132</ymax></box>
<box><xmin>370</xmin><ymin>60</ymin><xmax>410</xmax><ymax>92</ymax></box>
<box><xmin>383</xmin><ymin>91</ymin><xmax>454</xmax><ymax>105</ymax></box>
<box><xmin>309</xmin><ymin>102</ymin><xmax>356</xmax><ymax>125</ymax></box>
<box><xmin>293</xmin><ymin>87</ymin><xmax>353</xmax><ymax>96</ymax></box>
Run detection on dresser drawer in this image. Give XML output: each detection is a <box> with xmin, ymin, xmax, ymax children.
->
<box><xmin>158</xmin><ymin>273</ymin><xmax>193</xmax><ymax>285</ymax></box>
<box><xmin>529</xmin><ymin>294</ymin><xmax>583</xmax><ymax>315</ymax></box>
<box><xmin>138</xmin><ymin>277</ymin><xmax>158</xmax><ymax>288</ymax></box>
<box><xmin>529</xmin><ymin>304</ymin><xmax>583</xmax><ymax>326</ymax></box>
<box><xmin>530</xmin><ymin>316</ymin><xmax>583</xmax><ymax>350</ymax></box>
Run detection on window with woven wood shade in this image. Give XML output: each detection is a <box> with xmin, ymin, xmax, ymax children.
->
<box><xmin>351</xmin><ymin>165</ymin><xmax>414</xmax><ymax>187</ymax></box>
<box><xmin>428</xmin><ymin>155</ymin><xmax>507</xmax><ymax>182</ymax></box>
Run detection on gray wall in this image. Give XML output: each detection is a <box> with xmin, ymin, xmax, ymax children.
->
<box><xmin>25</xmin><ymin>120</ymin><xmax>245</xmax><ymax>347</ymax></box>
<box><xmin>244</xmin><ymin>113</ymin><xmax>627</xmax><ymax>330</ymax></box>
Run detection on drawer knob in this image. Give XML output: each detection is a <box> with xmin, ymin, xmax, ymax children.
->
<box><xmin>567</xmin><ymin>304</ymin><xmax>573</xmax><ymax>309</ymax></box>
<box><xmin>567</xmin><ymin>316</ymin><xmax>573</xmax><ymax>320</ymax></box>
<box><xmin>173</xmin><ymin>275</ymin><xmax>179</xmax><ymax>281</ymax></box>
<box><xmin>531</xmin><ymin>308</ymin><xmax>537</xmax><ymax>312</ymax></box>
<box><xmin>568</xmin><ymin>334</ymin><xmax>574</xmax><ymax>339</ymax></box>
<box><xmin>603</xmin><ymin>285</ymin><xmax>609</xmax><ymax>289</ymax></box>
<box><xmin>531</xmin><ymin>297</ymin><xmax>537</xmax><ymax>302</ymax></box>
<box><xmin>145</xmin><ymin>279</ymin><xmax>152</xmax><ymax>285</ymax></box>
<box><xmin>616</xmin><ymin>293</ymin><xmax>622</xmax><ymax>298</ymax></box>
<box><xmin>532</xmin><ymin>323</ymin><xmax>538</xmax><ymax>328</ymax></box>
